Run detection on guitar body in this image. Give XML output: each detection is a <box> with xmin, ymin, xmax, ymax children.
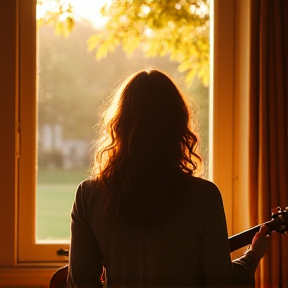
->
<box><xmin>50</xmin><ymin>265</ymin><xmax>68</xmax><ymax>288</ymax></box>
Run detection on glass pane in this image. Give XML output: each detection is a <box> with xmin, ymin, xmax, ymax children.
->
<box><xmin>36</xmin><ymin>0</ymin><xmax>210</xmax><ymax>242</ymax></box>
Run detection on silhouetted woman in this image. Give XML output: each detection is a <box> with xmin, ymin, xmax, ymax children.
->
<box><xmin>67</xmin><ymin>69</ymin><xmax>270</xmax><ymax>288</ymax></box>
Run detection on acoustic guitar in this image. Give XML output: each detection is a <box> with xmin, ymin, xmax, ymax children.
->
<box><xmin>229</xmin><ymin>206</ymin><xmax>288</xmax><ymax>251</ymax></box>
<box><xmin>49</xmin><ymin>206</ymin><xmax>288</xmax><ymax>288</ymax></box>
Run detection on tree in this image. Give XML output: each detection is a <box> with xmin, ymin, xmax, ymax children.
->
<box><xmin>37</xmin><ymin>22</ymin><xmax>208</xmax><ymax>141</ymax></box>
<box><xmin>37</xmin><ymin>0</ymin><xmax>210</xmax><ymax>86</ymax></box>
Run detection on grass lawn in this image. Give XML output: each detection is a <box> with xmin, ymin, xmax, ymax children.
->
<box><xmin>36</xmin><ymin>168</ymin><xmax>89</xmax><ymax>241</ymax></box>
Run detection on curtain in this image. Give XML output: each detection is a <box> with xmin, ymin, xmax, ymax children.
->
<box><xmin>249</xmin><ymin>0</ymin><xmax>288</xmax><ymax>287</ymax></box>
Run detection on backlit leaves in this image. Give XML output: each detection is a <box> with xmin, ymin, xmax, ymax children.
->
<box><xmin>89</xmin><ymin>0</ymin><xmax>210</xmax><ymax>86</ymax></box>
<box><xmin>37</xmin><ymin>0</ymin><xmax>75</xmax><ymax>37</ymax></box>
<box><xmin>37</xmin><ymin>0</ymin><xmax>210</xmax><ymax>85</ymax></box>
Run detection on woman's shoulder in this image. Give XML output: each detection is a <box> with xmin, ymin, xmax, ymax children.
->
<box><xmin>74</xmin><ymin>177</ymin><xmax>104</xmax><ymax>215</ymax></box>
<box><xmin>75</xmin><ymin>177</ymin><xmax>101</xmax><ymax>200</ymax></box>
<box><xmin>184</xmin><ymin>175</ymin><xmax>222</xmax><ymax>201</ymax></box>
<box><xmin>181</xmin><ymin>176</ymin><xmax>225</xmax><ymax>222</ymax></box>
<box><xmin>78</xmin><ymin>177</ymin><xmax>99</xmax><ymax>189</ymax></box>
<box><xmin>186</xmin><ymin>175</ymin><xmax>220</xmax><ymax>190</ymax></box>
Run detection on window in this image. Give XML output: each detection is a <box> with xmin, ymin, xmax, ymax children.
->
<box><xmin>35</xmin><ymin>0</ymin><xmax>210</xmax><ymax>243</ymax></box>
<box><xmin>20</xmin><ymin>0</ymin><xmax>240</xmax><ymax>262</ymax></box>
<box><xmin>0</xmin><ymin>0</ymin><xmax>251</xmax><ymax>282</ymax></box>
<box><xmin>19</xmin><ymin>0</ymin><xmax>217</xmax><ymax>262</ymax></box>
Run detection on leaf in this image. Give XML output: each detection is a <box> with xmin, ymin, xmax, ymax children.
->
<box><xmin>39</xmin><ymin>0</ymin><xmax>210</xmax><ymax>86</ymax></box>
<box><xmin>96</xmin><ymin>44</ymin><xmax>109</xmax><ymax>60</ymax></box>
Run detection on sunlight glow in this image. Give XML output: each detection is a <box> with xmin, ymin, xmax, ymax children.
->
<box><xmin>189</xmin><ymin>2</ymin><xmax>209</xmax><ymax>18</ymax></box>
<box><xmin>138</xmin><ymin>4</ymin><xmax>151</xmax><ymax>17</ymax></box>
<box><xmin>72</xmin><ymin>0</ymin><xmax>111</xmax><ymax>28</ymax></box>
<box><xmin>37</xmin><ymin>0</ymin><xmax>111</xmax><ymax>28</ymax></box>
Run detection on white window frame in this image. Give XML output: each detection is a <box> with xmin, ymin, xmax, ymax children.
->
<box><xmin>0</xmin><ymin>0</ymin><xmax>252</xmax><ymax>284</ymax></box>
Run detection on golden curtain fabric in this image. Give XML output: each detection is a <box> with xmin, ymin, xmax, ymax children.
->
<box><xmin>249</xmin><ymin>0</ymin><xmax>288</xmax><ymax>287</ymax></box>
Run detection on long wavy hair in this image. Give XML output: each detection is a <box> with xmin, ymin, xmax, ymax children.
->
<box><xmin>91</xmin><ymin>69</ymin><xmax>202</xmax><ymax>222</ymax></box>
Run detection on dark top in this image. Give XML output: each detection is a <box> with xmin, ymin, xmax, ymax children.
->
<box><xmin>67</xmin><ymin>176</ymin><xmax>259</xmax><ymax>288</ymax></box>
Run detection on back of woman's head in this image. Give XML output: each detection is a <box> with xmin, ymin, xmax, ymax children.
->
<box><xmin>93</xmin><ymin>69</ymin><xmax>201</xmax><ymax>177</ymax></box>
<box><xmin>91</xmin><ymin>69</ymin><xmax>201</xmax><ymax>225</ymax></box>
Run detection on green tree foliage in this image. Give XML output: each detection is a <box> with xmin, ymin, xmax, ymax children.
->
<box><xmin>37</xmin><ymin>0</ymin><xmax>210</xmax><ymax>86</ymax></box>
<box><xmin>37</xmin><ymin>0</ymin><xmax>75</xmax><ymax>36</ymax></box>
<box><xmin>38</xmin><ymin>23</ymin><xmax>208</xmax><ymax>140</ymax></box>
<box><xmin>37</xmin><ymin>1</ymin><xmax>210</xmax><ymax>176</ymax></box>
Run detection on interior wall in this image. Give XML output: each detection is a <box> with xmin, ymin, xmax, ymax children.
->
<box><xmin>0</xmin><ymin>0</ymin><xmax>18</xmax><ymax>268</ymax></box>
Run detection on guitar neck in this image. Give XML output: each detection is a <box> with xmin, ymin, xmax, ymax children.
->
<box><xmin>228</xmin><ymin>220</ymin><xmax>276</xmax><ymax>252</ymax></box>
<box><xmin>228</xmin><ymin>225</ymin><xmax>261</xmax><ymax>252</ymax></box>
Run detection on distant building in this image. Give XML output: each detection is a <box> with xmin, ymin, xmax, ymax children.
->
<box><xmin>38</xmin><ymin>124</ymin><xmax>90</xmax><ymax>169</ymax></box>
<box><xmin>61</xmin><ymin>139</ymin><xmax>90</xmax><ymax>169</ymax></box>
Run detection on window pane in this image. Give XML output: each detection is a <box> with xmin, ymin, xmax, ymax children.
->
<box><xmin>36</xmin><ymin>0</ymin><xmax>210</xmax><ymax>241</ymax></box>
